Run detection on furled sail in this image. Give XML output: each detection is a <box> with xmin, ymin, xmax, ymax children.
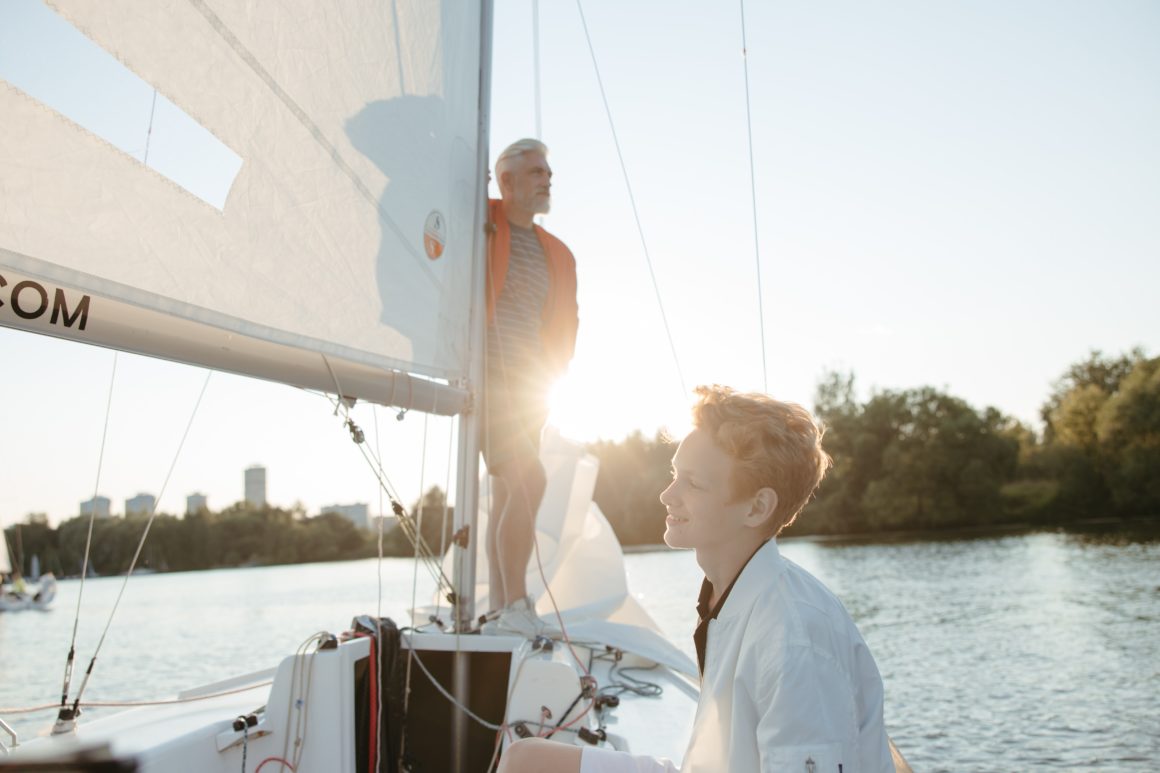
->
<box><xmin>0</xmin><ymin>0</ymin><xmax>485</xmax><ymax>414</ymax></box>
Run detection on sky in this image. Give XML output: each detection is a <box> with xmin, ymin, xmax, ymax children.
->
<box><xmin>2</xmin><ymin>0</ymin><xmax>1158</xmax><ymax>528</ymax></box>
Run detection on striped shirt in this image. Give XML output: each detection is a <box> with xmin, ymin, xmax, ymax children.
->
<box><xmin>487</xmin><ymin>224</ymin><xmax>550</xmax><ymax>391</ymax></box>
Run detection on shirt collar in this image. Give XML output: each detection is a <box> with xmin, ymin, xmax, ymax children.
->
<box><xmin>694</xmin><ymin>539</ymin><xmax>775</xmax><ymax>676</ymax></box>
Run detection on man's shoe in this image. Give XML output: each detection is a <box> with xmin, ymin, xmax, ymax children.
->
<box><xmin>482</xmin><ymin>596</ymin><xmax>558</xmax><ymax>638</ymax></box>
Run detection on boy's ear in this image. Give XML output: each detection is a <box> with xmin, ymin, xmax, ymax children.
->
<box><xmin>745</xmin><ymin>488</ymin><xmax>779</xmax><ymax>530</ymax></box>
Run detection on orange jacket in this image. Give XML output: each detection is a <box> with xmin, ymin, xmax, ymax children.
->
<box><xmin>486</xmin><ymin>199</ymin><xmax>579</xmax><ymax>376</ymax></box>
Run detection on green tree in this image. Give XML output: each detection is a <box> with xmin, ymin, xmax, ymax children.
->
<box><xmin>1096</xmin><ymin>356</ymin><xmax>1160</xmax><ymax>514</ymax></box>
<box><xmin>1029</xmin><ymin>348</ymin><xmax>1156</xmax><ymax>520</ymax></box>
<box><xmin>587</xmin><ymin>431</ymin><xmax>674</xmax><ymax>546</ymax></box>
<box><xmin>807</xmin><ymin>374</ymin><xmax>1018</xmax><ymax>533</ymax></box>
<box><xmin>1041</xmin><ymin>348</ymin><xmax>1145</xmax><ymax>443</ymax></box>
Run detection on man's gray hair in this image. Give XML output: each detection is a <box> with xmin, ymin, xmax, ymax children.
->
<box><xmin>495</xmin><ymin>138</ymin><xmax>548</xmax><ymax>178</ymax></box>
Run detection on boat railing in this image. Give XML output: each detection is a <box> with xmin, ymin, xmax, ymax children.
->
<box><xmin>0</xmin><ymin>716</ymin><xmax>17</xmax><ymax>754</ymax></box>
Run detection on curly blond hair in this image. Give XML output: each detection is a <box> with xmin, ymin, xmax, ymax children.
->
<box><xmin>691</xmin><ymin>385</ymin><xmax>832</xmax><ymax>536</ymax></box>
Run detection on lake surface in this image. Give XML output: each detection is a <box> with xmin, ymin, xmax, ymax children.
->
<box><xmin>3</xmin><ymin>524</ymin><xmax>1158</xmax><ymax>771</ymax></box>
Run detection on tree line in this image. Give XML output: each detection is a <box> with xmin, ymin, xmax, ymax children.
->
<box><xmin>6</xmin><ymin>348</ymin><xmax>1157</xmax><ymax>576</ymax></box>
<box><xmin>590</xmin><ymin>348</ymin><xmax>1159</xmax><ymax>542</ymax></box>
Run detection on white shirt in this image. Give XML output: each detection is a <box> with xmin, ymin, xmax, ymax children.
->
<box><xmin>681</xmin><ymin>538</ymin><xmax>894</xmax><ymax>772</ymax></box>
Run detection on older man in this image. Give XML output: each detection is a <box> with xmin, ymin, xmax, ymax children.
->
<box><xmin>481</xmin><ymin>139</ymin><xmax>578</xmax><ymax>636</ymax></box>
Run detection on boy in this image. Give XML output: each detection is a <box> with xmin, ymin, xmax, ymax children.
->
<box><xmin>501</xmin><ymin>385</ymin><xmax>895</xmax><ymax>772</ymax></box>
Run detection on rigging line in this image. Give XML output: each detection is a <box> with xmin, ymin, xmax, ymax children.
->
<box><xmin>372</xmin><ymin>404</ymin><xmax>385</xmax><ymax>773</ymax></box>
<box><xmin>373</xmin><ymin>405</ymin><xmax>384</xmax><ymax>622</ymax></box>
<box><xmin>400</xmin><ymin>631</ymin><xmax>505</xmax><ymax>731</ymax></box>
<box><xmin>142</xmin><ymin>89</ymin><xmax>159</xmax><ymax>167</ymax></box>
<box><xmin>183</xmin><ymin>0</ymin><xmax>442</xmax><ymax>291</ymax></box>
<box><xmin>403</xmin><ymin>412</ymin><xmax>432</xmax><ymax>725</ymax></box>
<box><xmin>340</xmin><ymin>421</ymin><xmax>446</xmax><ymax>583</ymax></box>
<box><xmin>574</xmin><ymin>0</ymin><xmax>687</xmax><ymax>397</ymax></box>
<box><xmin>68</xmin><ymin>370</ymin><xmax>214</xmax><ymax>716</ymax></box>
<box><xmin>319</xmin><ymin>357</ymin><xmax>403</xmax><ymax>503</ymax></box>
<box><xmin>317</xmin><ymin>363</ymin><xmax>453</xmax><ymax>596</ymax></box>
<box><xmin>283</xmin><ymin>632</ymin><xmax>327</xmax><ymax>771</ymax></box>
<box><xmin>739</xmin><ymin>0</ymin><xmax>768</xmax><ymax>392</ymax></box>
<box><xmin>533</xmin><ymin>0</ymin><xmax>542</xmax><ymax>140</ymax></box>
<box><xmin>327</xmin><ymin>415</ymin><xmax>449</xmax><ymax>595</ymax></box>
<box><xmin>434</xmin><ymin>418</ymin><xmax>455</xmax><ymax>624</ymax></box>
<box><xmin>58</xmin><ymin>352</ymin><xmax>118</xmax><ymax>717</ymax></box>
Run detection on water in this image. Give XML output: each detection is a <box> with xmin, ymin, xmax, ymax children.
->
<box><xmin>3</xmin><ymin>526</ymin><xmax>1158</xmax><ymax>771</ymax></box>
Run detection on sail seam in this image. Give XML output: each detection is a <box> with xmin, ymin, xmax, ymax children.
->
<box><xmin>183</xmin><ymin>0</ymin><xmax>441</xmax><ymax>291</ymax></box>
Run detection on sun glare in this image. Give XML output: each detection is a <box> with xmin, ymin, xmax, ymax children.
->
<box><xmin>546</xmin><ymin>369</ymin><xmax>690</xmax><ymax>445</ymax></box>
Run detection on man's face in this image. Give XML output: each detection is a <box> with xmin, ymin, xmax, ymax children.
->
<box><xmin>659</xmin><ymin>428</ymin><xmax>752</xmax><ymax>552</ymax></box>
<box><xmin>502</xmin><ymin>151</ymin><xmax>552</xmax><ymax>216</ymax></box>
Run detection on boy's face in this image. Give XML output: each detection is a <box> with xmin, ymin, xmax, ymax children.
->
<box><xmin>660</xmin><ymin>428</ymin><xmax>752</xmax><ymax>552</ymax></box>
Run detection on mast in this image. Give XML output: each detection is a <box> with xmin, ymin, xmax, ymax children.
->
<box><xmin>450</xmin><ymin>0</ymin><xmax>493</xmax><ymax>769</ymax></box>
<box><xmin>452</xmin><ymin>0</ymin><xmax>494</xmax><ymax>638</ymax></box>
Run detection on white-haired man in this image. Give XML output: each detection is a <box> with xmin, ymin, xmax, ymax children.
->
<box><xmin>481</xmin><ymin>139</ymin><xmax>578</xmax><ymax>636</ymax></box>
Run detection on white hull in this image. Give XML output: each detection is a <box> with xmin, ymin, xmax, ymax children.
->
<box><xmin>0</xmin><ymin>596</ymin><xmax>53</xmax><ymax>613</ymax></box>
<box><xmin>0</xmin><ymin>573</ymin><xmax>56</xmax><ymax>613</ymax></box>
<box><xmin>6</xmin><ymin>626</ymin><xmax>697</xmax><ymax>771</ymax></box>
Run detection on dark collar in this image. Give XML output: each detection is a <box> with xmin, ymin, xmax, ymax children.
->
<box><xmin>692</xmin><ymin>541</ymin><xmax>768</xmax><ymax>676</ymax></box>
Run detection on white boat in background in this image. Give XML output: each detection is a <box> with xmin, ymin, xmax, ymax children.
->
<box><xmin>0</xmin><ymin>0</ymin><xmax>701</xmax><ymax>769</ymax></box>
<box><xmin>0</xmin><ymin>537</ymin><xmax>57</xmax><ymax>612</ymax></box>
<box><xmin>1</xmin><ymin>533</ymin><xmax>56</xmax><ymax>612</ymax></box>
<box><xmin>0</xmin><ymin>573</ymin><xmax>58</xmax><ymax>613</ymax></box>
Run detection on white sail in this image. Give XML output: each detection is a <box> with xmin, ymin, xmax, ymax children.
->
<box><xmin>0</xmin><ymin>0</ymin><xmax>485</xmax><ymax>411</ymax></box>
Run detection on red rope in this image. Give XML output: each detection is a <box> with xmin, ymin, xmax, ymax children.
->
<box><xmin>351</xmin><ymin>631</ymin><xmax>379</xmax><ymax>772</ymax></box>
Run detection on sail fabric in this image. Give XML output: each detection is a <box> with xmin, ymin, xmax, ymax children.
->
<box><xmin>449</xmin><ymin>432</ymin><xmax>696</xmax><ymax>676</ymax></box>
<box><xmin>467</xmin><ymin>433</ymin><xmax>630</xmax><ymax>618</ymax></box>
<box><xmin>0</xmin><ymin>0</ymin><xmax>484</xmax><ymax>397</ymax></box>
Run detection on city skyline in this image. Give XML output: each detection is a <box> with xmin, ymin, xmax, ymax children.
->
<box><xmin>54</xmin><ymin>464</ymin><xmax>374</xmax><ymax>522</ymax></box>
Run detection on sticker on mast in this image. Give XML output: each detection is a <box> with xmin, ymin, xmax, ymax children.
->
<box><xmin>423</xmin><ymin>211</ymin><xmax>446</xmax><ymax>260</ymax></box>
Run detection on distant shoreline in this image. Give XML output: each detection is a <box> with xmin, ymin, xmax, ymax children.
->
<box><xmin>622</xmin><ymin>514</ymin><xmax>1159</xmax><ymax>553</ymax></box>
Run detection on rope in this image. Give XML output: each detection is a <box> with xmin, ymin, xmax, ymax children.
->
<box><xmin>739</xmin><ymin>0</ymin><xmax>768</xmax><ymax>391</ymax></box>
<box><xmin>433</xmin><ymin>419</ymin><xmax>455</xmax><ymax>625</ymax></box>
<box><xmin>239</xmin><ymin>717</ymin><xmax>249</xmax><ymax>772</ymax></box>
<box><xmin>57</xmin><ymin>352</ymin><xmax>118</xmax><ymax>720</ymax></box>
<box><xmin>372</xmin><ymin>404</ymin><xmax>386</xmax><ymax>773</ymax></box>
<box><xmin>399</xmin><ymin>631</ymin><xmax>504</xmax><ymax>731</ymax></box>
<box><xmin>409</xmin><ymin>412</ymin><xmax>431</xmax><ymax>625</ymax></box>
<box><xmin>533</xmin><ymin>0</ymin><xmax>543</xmax><ymax>140</ymax></box>
<box><xmin>142</xmin><ymin>89</ymin><xmax>158</xmax><ymax>167</ymax></box>
<box><xmin>401</xmin><ymin>412</ymin><xmax>433</xmax><ymax>766</ymax></box>
<box><xmin>65</xmin><ymin>369</ymin><xmax>213</xmax><ymax>718</ymax></box>
<box><xmin>374</xmin><ymin>404</ymin><xmax>385</xmax><ymax>624</ymax></box>
<box><xmin>574</xmin><ymin>0</ymin><xmax>686</xmax><ymax>397</ymax></box>
<box><xmin>278</xmin><ymin>632</ymin><xmax>328</xmax><ymax>771</ymax></box>
<box><xmin>316</xmin><ymin>363</ymin><xmax>454</xmax><ymax>600</ymax></box>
